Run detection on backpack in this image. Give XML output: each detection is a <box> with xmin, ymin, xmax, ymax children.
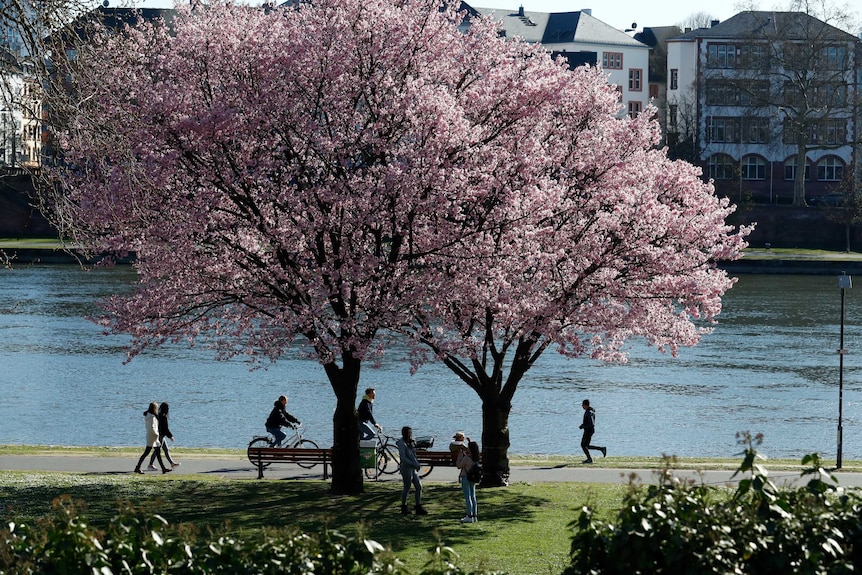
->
<box><xmin>466</xmin><ymin>462</ymin><xmax>483</xmax><ymax>483</ymax></box>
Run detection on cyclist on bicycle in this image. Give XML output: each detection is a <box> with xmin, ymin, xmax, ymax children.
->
<box><xmin>358</xmin><ymin>387</ymin><xmax>382</xmax><ymax>440</ymax></box>
<box><xmin>265</xmin><ymin>395</ymin><xmax>301</xmax><ymax>447</ymax></box>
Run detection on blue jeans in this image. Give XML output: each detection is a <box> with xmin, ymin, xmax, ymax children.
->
<box><xmin>401</xmin><ymin>469</ymin><xmax>422</xmax><ymax>506</ymax></box>
<box><xmin>461</xmin><ymin>476</ymin><xmax>477</xmax><ymax>517</ymax></box>
<box><xmin>359</xmin><ymin>421</ymin><xmax>376</xmax><ymax>440</ymax></box>
<box><xmin>267</xmin><ymin>426</ymin><xmax>287</xmax><ymax>447</ymax></box>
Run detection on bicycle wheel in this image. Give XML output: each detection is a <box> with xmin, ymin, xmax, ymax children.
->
<box><xmin>379</xmin><ymin>442</ymin><xmax>401</xmax><ymax>475</ymax></box>
<box><xmin>418</xmin><ymin>462</ymin><xmax>433</xmax><ymax>478</ymax></box>
<box><xmin>292</xmin><ymin>438</ymin><xmax>320</xmax><ymax>469</ymax></box>
<box><xmin>247</xmin><ymin>436</ymin><xmax>274</xmax><ymax>469</ymax></box>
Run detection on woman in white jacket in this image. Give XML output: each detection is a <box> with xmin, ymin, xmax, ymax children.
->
<box><xmin>134</xmin><ymin>402</ymin><xmax>171</xmax><ymax>474</ymax></box>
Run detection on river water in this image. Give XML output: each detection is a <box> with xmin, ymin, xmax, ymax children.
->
<box><xmin>1</xmin><ymin>265</ymin><xmax>860</xmax><ymax>462</ymax></box>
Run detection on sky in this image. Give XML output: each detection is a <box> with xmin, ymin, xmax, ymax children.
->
<box><xmin>122</xmin><ymin>0</ymin><xmax>745</xmax><ymax>32</ymax></box>
<box><xmin>463</xmin><ymin>0</ymin><xmax>742</xmax><ymax>31</ymax></box>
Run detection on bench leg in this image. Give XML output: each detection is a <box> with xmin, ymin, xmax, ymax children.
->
<box><xmin>257</xmin><ymin>453</ymin><xmax>264</xmax><ymax>479</ymax></box>
<box><xmin>323</xmin><ymin>454</ymin><xmax>329</xmax><ymax>480</ymax></box>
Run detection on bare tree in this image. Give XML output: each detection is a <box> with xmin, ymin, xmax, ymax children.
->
<box><xmin>824</xmin><ymin>165</ymin><xmax>862</xmax><ymax>251</ymax></box>
<box><xmin>678</xmin><ymin>12</ymin><xmax>719</xmax><ymax>30</ymax></box>
<box><xmin>727</xmin><ymin>5</ymin><xmax>860</xmax><ymax>206</ymax></box>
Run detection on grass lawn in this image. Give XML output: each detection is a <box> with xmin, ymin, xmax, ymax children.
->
<box><xmin>0</xmin><ymin>471</ymin><xmax>632</xmax><ymax>575</ymax></box>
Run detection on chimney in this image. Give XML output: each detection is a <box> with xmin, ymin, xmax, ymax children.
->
<box><xmin>710</xmin><ymin>19</ymin><xmax>720</xmax><ymax>27</ymax></box>
<box><xmin>518</xmin><ymin>5</ymin><xmax>524</xmax><ymax>16</ymax></box>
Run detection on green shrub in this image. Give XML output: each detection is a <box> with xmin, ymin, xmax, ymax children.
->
<box><xmin>0</xmin><ymin>496</ymin><xmax>500</xmax><ymax>575</ymax></box>
<box><xmin>565</xmin><ymin>433</ymin><xmax>862</xmax><ymax>575</ymax></box>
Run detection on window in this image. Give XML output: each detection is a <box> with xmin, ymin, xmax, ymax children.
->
<box><xmin>668</xmin><ymin>104</ymin><xmax>678</xmax><ymax>131</ymax></box>
<box><xmin>706</xmin><ymin>81</ymin><xmax>736</xmax><ymax>106</ymax></box>
<box><xmin>741</xmin><ymin>117</ymin><xmax>769</xmax><ymax>144</ymax></box>
<box><xmin>707</xmin><ymin>43</ymin><xmax>737</xmax><ymax>68</ymax></box>
<box><xmin>783</xmin><ymin>82</ymin><xmax>803</xmax><ymax>106</ymax></box>
<box><xmin>739</xmin><ymin>81</ymin><xmax>769</xmax><ymax>106</ymax></box>
<box><xmin>628</xmin><ymin>101</ymin><xmax>642</xmax><ymax>117</ymax></box>
<box><xmin>817</xmin><ymin>156</ymin><xmax>843</xmax><ymax>181</ymax></box>
<box><xmin>784</xmin><ymin>156</ymin><xmax>811</xmax><ymax>181</ymax></box>
<box><xmin>706</xmin><ymin>116</ymin><xmax>740</xmax><ymax>143</ymax></box>
<box><xmin>670</xmin><ymin>69</ymin><xmax>678</xmax><ymax>90</ymax></box>
<box><xmin>821</xmin><ymin>118</ymin><xmax>846</xmax><ymax>145</ymax></box>
<box><xmin>707</xmin><ymin>154</ymin><xmax>735</xmax><ymax>180</ymax></box>
<box><xmin>741</xmin><ymin>155</ymin><xmax>766</xmax><ymax>180</ymax></box>
<box><xmin>739</xmin><ymin>44</ymin><xmax>769</xmax><ymax>69</ymax></box>
<box><xmin>787</xmin><ymin>118</ymin><xmax>849</xmax><ymax>145</ymax></box>
<box><xmin>602</xmin><ymin>52</ymin><xmax>623</xmax><ymax>69</ymax></box>
<box><xmin>821</xmin><ymin>46</ymin><xmax>847</xmax><ymax>70</ymax></box>
<box><xmin>628</xmin><ymin>69</ymin><xmax>643</xmax><ymax>91</ymax></box>
<box><xmin>814</xmin><ymin>83</ymin><xmax>847</xmax><ymax>107</ymax></box>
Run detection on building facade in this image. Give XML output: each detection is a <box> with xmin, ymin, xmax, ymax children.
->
<box><xmin>469</xmin><ymin>5</ymin><xmax>650</xmax><ymax>117</ymax></box>
<box><xmin>1</xmin><ymin>50</ymin><xmax>40</xmax><ymax>170</ymax></box>
<box><xmin>666</xmin><ymin>11</ymin><xmax>861</xmax><ymax>205</ymax></box>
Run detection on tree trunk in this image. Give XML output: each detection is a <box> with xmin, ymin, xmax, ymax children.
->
<box><xmin>792</xmin><ymin>143</ymin><xmax>808</xmax><ymax>206</ymax></box>
<box><xmin>479</xmin><ymin>393</ymin><xmax>512</xmax><ymax>487</ymax></box>
<box><xmin>323</xmin><ymin>357</ymin><xmax>364</xmax><ymax>495</ymax></box>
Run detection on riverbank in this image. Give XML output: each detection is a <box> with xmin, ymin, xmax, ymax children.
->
<box><xmin>5</xmin><ymin>240</ymin><xmax>862</xmax><ymax>272</ymax></box>
<box><xmin>721</xmin><ymin>247</ymin><xmax>862</xmax><ymax>274</ymax></box>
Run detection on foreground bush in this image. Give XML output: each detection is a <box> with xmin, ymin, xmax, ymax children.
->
<box><xmin>0</xmin><ymin>497</ymin><xmax>501</xmax><ymax>575</ymax></box>
<box><xmin>566</xmin><ymin>433</ymin><xmax>862</xmax><ymax>575</ymax></box>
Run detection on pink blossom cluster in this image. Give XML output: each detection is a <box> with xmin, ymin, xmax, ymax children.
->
<box><xmin>52</xmin><ymin>0</ymin><xmax>749</xmax><ymax>375</ymax></box>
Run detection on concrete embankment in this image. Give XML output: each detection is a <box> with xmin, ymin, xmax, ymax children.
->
<box><xmin>720</xmin><ymin>259</ymin><xmax>862</xmax><ymax>275</ymax></box>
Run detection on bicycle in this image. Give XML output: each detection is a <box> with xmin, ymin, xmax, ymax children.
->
<box><xmin>363</xmin><ymin>428</ymin><xmax>435</xmax><ymax>479</ymax></box>
<box><xmin>247</xmin><ymin>424</ymin><xmax>320</xmax><ymax>470</ymax></box>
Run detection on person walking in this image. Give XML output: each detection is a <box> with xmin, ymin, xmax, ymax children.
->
<box><xmin>456</xmin><ymin>439</ymin><xmax>480</xmax><ymax>523</ymax></box>
<box><xmin>147</xmin><ymin>402</ymin><xmax>179</xmax><ymax>470</ymax></box>
<box><xmin>265</xmin><ymin>395</ymin><xmax>300</xmax><ymax>447</ymax></box>
<box><xmin>396</xmin><ymin>426</ymin><xmax>428</xmax><ymax>515</ymax></box>
<box><xmin>358</xmin><ymin>387</ymin><xmax>382</xmax><ymax>440</ymax></box>
<box><xmin>134</xmin><ymin>402</ymin><xmax>171</xmax><ymax>474</ymax></box>
<box><xmin>579</xmin><ymin>399</ymin><xmax>606</xmax><ymax>464</ymax></box>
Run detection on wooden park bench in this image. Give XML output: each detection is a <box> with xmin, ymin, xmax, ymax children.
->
<box><xmin>415</xmin><ymin>450</ymin><xmax>461</xmax><ymax>467</ymax></box>
<box><xmin>247</xmin><ymin>446</ymin><xmax>333</xmax><ymax>480</ymax></box>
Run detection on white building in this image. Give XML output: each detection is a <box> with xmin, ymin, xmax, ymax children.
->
<box><xmin>468</xmin><ymin>5</ymin><xmax>651</xmax><ymax>117</ymax></box>
<box><xmin>1</xmin><ymin>52</ymin><xmax>40</xmax><ymax>170</ymax></box>
<box><xmin>666</xmin><ymin>11</ymin><xmax>861</xmax><ymax>205</ymax></box>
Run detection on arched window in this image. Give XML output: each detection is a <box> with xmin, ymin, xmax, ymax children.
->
<box><xmin>783</xmin><ymin>155</ymin><xmax>810</xmax><ymax>181</ymax></box>
<box><xmin>707</xmin><ymin>154</ymin><xmax>735</xmax><ymax>180</ymax></box>
<box><xmin>817</xmin><ymin>156</ymin><xmax>844</xmax><ymax>181</ymax></box>
<box><xmin>741</xmin><ymin>155</ymin><xmax>766</xmax><ymax>180</ymax></box>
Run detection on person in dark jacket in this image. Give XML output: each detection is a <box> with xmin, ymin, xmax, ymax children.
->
<box><xmin>266</xmin><ymin>395</ymin><xmax>300</xmax><ymax>447</ymax></box>
<box><xmin>147</xmin><ymin>402</ymin><xmax>179</xmax><ymax>469</ymax></box>
<box><xmin>358</xmin><ymin>387</ymin><xmax>382</xmax><ymax>440</ymax></box>
<box><xmin>579</xmin><ymin>399</ymin><xmax>606</xmax><ymax>464</ymax></box>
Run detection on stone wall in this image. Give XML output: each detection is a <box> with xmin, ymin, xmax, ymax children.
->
<box><xmin>3</xmin><ymin>173</ymin><xmax>861</xmax><ymax>251</ymax></box>
<box><xmin>0</xmin><ymin>174</ymin><xmax>56</xmax><ymax>238</ymax></box>
<box><xmin>730</xmin><ymin>204</ymin><xmax>862</xmax><ymax>251</ymax></box>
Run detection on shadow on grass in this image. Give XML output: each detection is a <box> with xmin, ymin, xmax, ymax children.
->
<box><xmin>0</xmin><ymin>477</ymin><xmax>553</xmax><ymax>552</ymax></box>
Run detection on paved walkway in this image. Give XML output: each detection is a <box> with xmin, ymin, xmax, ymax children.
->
<box><xmin>4</xmin><ymin>454</ymin><xmax>862</xmax><ymax>489</ymax></box>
